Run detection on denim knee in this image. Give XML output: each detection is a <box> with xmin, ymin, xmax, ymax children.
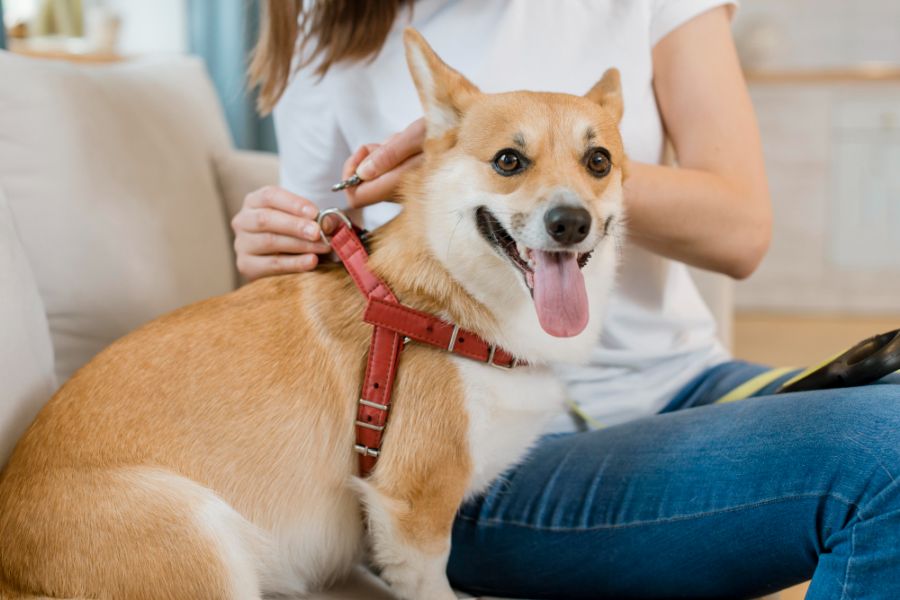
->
<box><xmin>803</xmin><ymin>384</ymin><xmax>900</xmax><ymax>514</ymax></box>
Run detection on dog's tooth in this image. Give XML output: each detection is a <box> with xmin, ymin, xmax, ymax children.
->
<box><xmin>516</xmin><ymin>242</ymin><xmax>528</xmax><ymax>260</ymax></box>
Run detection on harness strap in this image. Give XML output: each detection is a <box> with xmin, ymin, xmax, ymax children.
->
<box><xmin>324</xmin><ymin>214</ymin><xmax>524</xmax><ymax>477</ymax></box>
<box><xmin>330</xmin><ymin>225</ymin><xmax>403</xmax><ymax>476</ymax></box>
<box><xmin>363</xmin><ymin>298</ymin><xmax>519</xmax><ymax>368</ymax></box>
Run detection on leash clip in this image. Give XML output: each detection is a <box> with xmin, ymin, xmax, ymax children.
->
<box><xmin>317</xmin><ymin>208</ymin><xmax>353</xmax><ymax>247</ymax></box>
<box><xmin>331</xmin><ymin>173</ymin><xmax>362</xmax><ymax>192</ymax></box>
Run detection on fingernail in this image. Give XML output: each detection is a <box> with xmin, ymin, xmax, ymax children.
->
<box><xmin>357</xmin><ymin>157</ymin><xmax>376</xmax><ymax>180</ymax></box>
<box><xmin>302</xmin><ymin>205</ymin><xmax>318</xmax><ymax>219</ymax></box>
<box><xmin>303</xmin><ymin>222</ymin><xmax>319</xmax><ymax>238</ymax></box>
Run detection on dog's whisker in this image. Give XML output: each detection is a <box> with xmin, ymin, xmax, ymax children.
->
<box><xmin>445</xmin><ymin>211</ymin><xmax>465</xmax><ymax>260</ymax></box>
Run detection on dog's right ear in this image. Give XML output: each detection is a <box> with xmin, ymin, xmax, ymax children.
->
<box><xmin>403</xmin><ymin>28</ymin><xmax>480</xmax><ymax>140</ymax></box>
<box><xmin>585</xmin><ymin>68</ymin><xmax>624</xmax><ymax>124</ymax></box>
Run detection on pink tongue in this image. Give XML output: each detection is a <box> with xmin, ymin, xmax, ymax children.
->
<box><xmin>531</xmin><ymin>250</ymin><xmax>589</xmax><ymax>337</ymax></box>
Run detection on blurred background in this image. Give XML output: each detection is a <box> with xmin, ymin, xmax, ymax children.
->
<box><xmin>2</xmin><ymin>3</ymin><xmax>899</xmax><ymax>597</ymax></box>
<box><xmin>5</xmin><ymin>1</ymin><xmax>897</xmax><ymax>320</ymax></box>
<box><xmin>1</xmin><ymin>0</ymin><xmax>277</xmax><ymax>151</ymax></box>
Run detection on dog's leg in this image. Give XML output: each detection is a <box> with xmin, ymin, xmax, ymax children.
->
<box><xmin>354</xmin><ymin>475</ymin><xmax>463</xmax><ymax>600</ymax></box>
<box><xmin>0</xmin><ymin>467</ymin><xmax>272</xmax><ymax>600</ymax></box>
<box><xmin>344</xmin><ymin>350</ymin><xmax>474</xmax><ymax>599</ymax></box>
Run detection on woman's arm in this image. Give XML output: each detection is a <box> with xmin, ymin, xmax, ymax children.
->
<box><xmin>627</xmin><ymin>6</ymin><xmax>771</xmax><ymax>279</ymax></box>
<box><xmin>232</xmin><ymin>61</ymin><xmax>352</xmax><ymax>282</ymax></box>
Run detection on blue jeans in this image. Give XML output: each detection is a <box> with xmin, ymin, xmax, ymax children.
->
<box><xmin>448</xmin><ymin>361</ymin><xmax>900</xmax><ymax>599</ymax></box>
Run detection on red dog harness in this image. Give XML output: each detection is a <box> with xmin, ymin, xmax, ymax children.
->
<box><xmin>319</xmin><ymin>209</ymin><xmax>524</xmax><ymax>477</ymax></box>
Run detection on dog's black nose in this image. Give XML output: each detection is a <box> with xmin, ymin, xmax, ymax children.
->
<box><xmin>544</xmin><ymin>206</ymin><xmax>591</xmax><ymax>245</ymax></box>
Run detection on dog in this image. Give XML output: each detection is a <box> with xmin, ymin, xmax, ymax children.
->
<box><xmin>0</xmin><ymin>29</ymin><xmax>625</xmax><ymax>600</ymax></box>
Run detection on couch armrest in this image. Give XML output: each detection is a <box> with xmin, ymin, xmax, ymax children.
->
<box><xmin>213</xmin><ymin>150</ymin><xmax>280</xmax><ymax>223</ymax></box>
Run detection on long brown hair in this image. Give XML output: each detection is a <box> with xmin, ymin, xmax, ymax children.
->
<box><xmin>249</xmin><ymin>0</ymin><xmax>413</xmax><ymax>114</ymax></box>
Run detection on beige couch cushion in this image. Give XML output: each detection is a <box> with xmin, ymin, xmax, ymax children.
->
<box><xmin>0</xmin><ymin>52</ymin><xmax>237</xmax><ymax>383</ymax></box>
<box><xmin>0</xmin><ymin>186</ymin><xmax>57</xmax><ymax>467</ymax></box>
<box><xmin>213</xmin><ymin>149</ymin><xmax>280</xmax><ymax>223</ymax></box>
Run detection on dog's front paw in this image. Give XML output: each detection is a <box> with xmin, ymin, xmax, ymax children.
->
<box><xmin>381</xmin><ymin>563</ymin><xmax>457</xmax><ymax>600</ymax></box>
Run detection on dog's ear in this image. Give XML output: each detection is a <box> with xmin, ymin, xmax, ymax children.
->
<box><xmin>585</xmin><ymin>68</ymin><xmax>623</xmax><ymax>124</ymax></box>
<box><xmin>403</xmin><ymin>28</ymin><xmax>480</xmax><ymax>139</ymax></box>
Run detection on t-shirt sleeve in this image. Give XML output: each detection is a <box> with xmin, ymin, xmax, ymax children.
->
<box><xmin>273</xmin><ymin>65</ymin><xmax>351</xmax><ymax>210</ymax></box>
<box><xmin>649</xmin><ymin>0</ymin><xmax>740</xmax><ymax>48</ymax></box>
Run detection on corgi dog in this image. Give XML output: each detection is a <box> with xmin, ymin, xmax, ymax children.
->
<box><xmin>0</xmin><ymin>29</ymin><xmax>625</xmax><ymax>600</ymax></box>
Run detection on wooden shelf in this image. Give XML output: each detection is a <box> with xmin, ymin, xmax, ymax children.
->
<box><xmin>8</xmin><ymin>39</ymin><xmax>125</xmax><ymax>64</ymax></box>
<box><xmin>745</xmin><ymin>65</ymin><xmax>900</xmax><ymax>84</ymax></box>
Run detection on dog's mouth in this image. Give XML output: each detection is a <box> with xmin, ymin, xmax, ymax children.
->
<box><xmin>475</xmin><ymin>207</ymin><xmax>593</xmax><ymax>338</ymax></box>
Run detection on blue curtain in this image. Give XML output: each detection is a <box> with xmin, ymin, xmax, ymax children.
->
<box><xmin>187</xmin><ymin>0</ymin><xmax>276</xmax><ymax>152</ymax></box>
<box><xmin>0</xmin><ymin>0</ymin><xmax>7</xmax><ymax>50</ymax></box>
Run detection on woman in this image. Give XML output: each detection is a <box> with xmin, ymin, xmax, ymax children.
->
<box><xmin>232</xmin><ymin>1</ymin><xmax>900</xmax><ymax>597</ymax></box>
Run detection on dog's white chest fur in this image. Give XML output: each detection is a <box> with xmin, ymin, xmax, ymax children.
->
<box><xmin>453</xmin><ymin>358</ymin><xmax>566</xmax><ymax>495</ymax></box>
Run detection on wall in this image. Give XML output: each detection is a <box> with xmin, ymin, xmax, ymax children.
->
<box><xmin>102</xmin><ymin>0</ymin><xmax>187</xmax><ymax>55</ymax></box>
<box><xmin>737</xmin><ymin>81</ymin><xmax>900</xmax><ymax>314</ymax></box>
<box><xmin>734</xmin><ymin>0</ymin><xmax>900</xmax><ymax>70</ymax></box>
<box><xmin>3</xmin><ymin>0</ymin><xmax>187</xmax><ymax>54</ymax></box>
<box><xmin>731</xmin><ymin>1</ymin><xmax>900</xmax><ymax>314</ymax></box>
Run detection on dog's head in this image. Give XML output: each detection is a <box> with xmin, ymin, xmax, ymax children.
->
<box><xmin>401</xmin><ymin>29</ymin><xmax>626</xmax><ymax>356</ymax></box>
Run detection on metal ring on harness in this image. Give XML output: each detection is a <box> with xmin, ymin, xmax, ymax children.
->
<box><xmin>317</xmin><ymin>208</ymin><xmax>353</xmax><ymax>247</ymax></box>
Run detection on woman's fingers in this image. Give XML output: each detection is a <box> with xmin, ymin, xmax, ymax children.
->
<box><xmin>232</xmin><ymin>185</ymin><xmax>329</xmax><ymax>281</ymax></box>
<box><xmin>337</xmin><ymin>119</ymin><xmax>427</xmax><ymax>208</ymax></box>
<box><xmin>244</xmin><ymin>185</ymin><xmax>319</xmax><ymax>219</ymax></box>
<box><xmin>342</xmin><ymin>143</ymin><xmax>379</xmax><ymax>181</ymax></box>
<box><xmin>235</xmin><ymin>232</ymin><xmax>330</xmax><ymax>256</ymax></box>
<box><xmin>355</xmin><ymin>118</ymin><xmax>426</xmax><ymax>180</ymax></box>
<box><xmin>345</xmin><ymin>153</ymin><xmax>426</xmax><ymax>207</ymax></box>
<box><xmin>236</xmin><ymin>253</ymin><xmax>319</xmax><ymax>281</ymax></box>
<box><xmin>233</xmin><ymin>208</ymin><xmax>322</xmax><ymax>241</ymax></box>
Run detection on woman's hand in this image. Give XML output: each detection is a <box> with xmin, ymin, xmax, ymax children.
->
<box><xmin>231</xmin><ymin>186</ymin><xmax>331</xmax><ymax>281</ymax></box>
<box><xmin>232</xmin><ymin>118</ymin><xmax>425</xmax><ymax>281</ymax></box>
<box><xmin>341</xmin><ymin>118</ymin><xmax>426</xmax><ymax>208</ymax></box>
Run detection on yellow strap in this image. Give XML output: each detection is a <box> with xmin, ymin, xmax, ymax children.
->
<box><xmin>714</xmin><ymin>367</ymin><xmax>796</xmax><ymax>404</ymax></box>
<box><xmin>777</xmin><ymin>350</ymin><xmax>846</xmax><ymax>392</ymax></box>
<box><xmin>565</xmin><ymin>398</ymin><xmax>606</xmax><ymax>430</ymax></box>
<box><xmin>571</xmin><ymin>362</ymin><xmax>898</xmax><ymax>428</ymax></box>
<box><xmin>573</xmin><ymin>367</ymin><xmax>798</xmax><ymax>428</ymax></box>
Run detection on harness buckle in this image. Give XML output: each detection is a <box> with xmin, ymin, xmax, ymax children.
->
<box><xmin>353</xmin><ymin>444</ymin><xmax>380</xmax><ymax>458</ymax></box>
<box><xmin>317</xmin><ymin>208</ymin><xmax>353</xmax><ymax>247</ymax></box>
<box><xmin>487</xmin><ymin>345</ymin><xmax>518</xmax><ymax>370</ymax></box>
<box><xmin>359</xmin><ymin>398</ymin><xmax>389</xmax><ymax>411</ymax></box>
<box><xmin>447</xmin><ymin>324</ymin><xmax>461</xmax><ymax>352</ymax></box>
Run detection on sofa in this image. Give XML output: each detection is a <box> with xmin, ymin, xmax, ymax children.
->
<box><xmin>0</xmin><ymin>51</ymin><xmax>769</xmax><ymax>600</ymax></box>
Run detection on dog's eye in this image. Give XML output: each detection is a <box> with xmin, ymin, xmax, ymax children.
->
<box><xmin>586</xmin><ymin>148</ymin><xmax>612</xmax><ymax>178</ymax></box>
<box><xmin>492</xmin><ymin>149</ymin><xmax>527</xmax><ymax>176</ymax></box>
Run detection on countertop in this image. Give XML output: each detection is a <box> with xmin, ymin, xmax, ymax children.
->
<box><xmin>745</xmin><ymin>65</ymin><xmax>900</xmax><ymax>84</ymax></box>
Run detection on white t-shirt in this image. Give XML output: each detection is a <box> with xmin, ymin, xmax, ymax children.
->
<box><xmin>275</xmin><ymin>0</ymin><xmax>736</xmax><ymax>430</ymax></box>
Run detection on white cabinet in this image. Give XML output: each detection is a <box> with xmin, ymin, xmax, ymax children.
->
<box><xmin>737</xmin><ymin>81</ymin><xmax>900</xmax><ymax>313</ymax></box>
<box><xmin>831</xmin><ymin>100</ymin><xmax>900</xmax><ymax>271</ymax></box>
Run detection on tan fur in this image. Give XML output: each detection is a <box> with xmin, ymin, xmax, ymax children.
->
<box><xmin>0</xmin><ymin>29</ymin><xmax>625</xmax><ymax>600</ymax></box>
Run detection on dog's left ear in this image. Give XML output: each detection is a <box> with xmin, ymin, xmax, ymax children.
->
<box><xmin>585</xmin><ymin>68</ymin><xmax>624</xmax><ymax>124</ymax></box>
<box><xmin>403</xmin><ymin>28</ymin><xmax>480</xmax><ymax>140</ymax></box>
